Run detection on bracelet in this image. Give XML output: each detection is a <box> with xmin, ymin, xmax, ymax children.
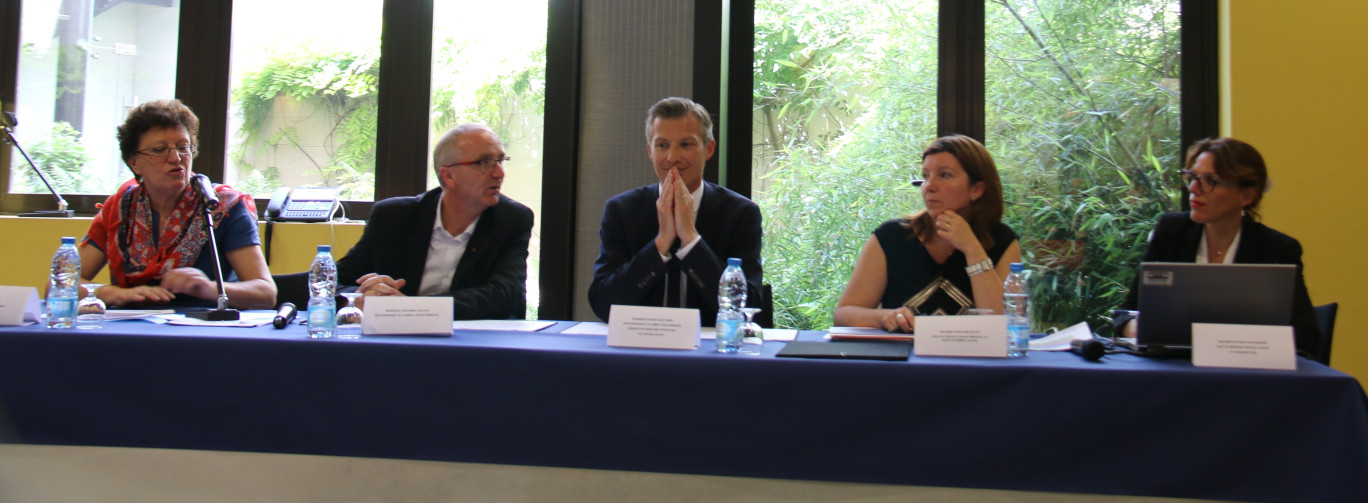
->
<box><xmin>965</xmin><ymin>259</ymin><xmax>993</xmax><ymax>277</ymax></box>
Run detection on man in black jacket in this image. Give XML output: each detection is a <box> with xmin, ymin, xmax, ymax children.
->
<box><xmin>337</xmin><ymin>124</ymin><xmax>533</xmax><ymax>319</ymax></box>
<box><xmin>588</xmin><ymin>97</ymin><xmax>762</xmax><ymax>325</ymax></box>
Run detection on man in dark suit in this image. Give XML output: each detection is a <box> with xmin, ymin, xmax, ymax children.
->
<box><xmin>337</xmin><ymin>124</ymin><xmax>533</xmax><ymax>319</ymax></box>
<box><xmin>589</xmin><ymin>97</ymin><xmax>762</xmax><ymax>326</ymax></box>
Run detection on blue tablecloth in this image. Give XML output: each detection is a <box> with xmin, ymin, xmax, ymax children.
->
<box><xmin>0</xmin><ymin>320</ymin><xmax>1365</xmax><ymax>502</ymax></box>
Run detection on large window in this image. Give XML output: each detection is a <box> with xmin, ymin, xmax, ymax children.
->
<box><xmin>225</xmin><ymin>0</ymin><xmax>384</xmax><ymax>202</ymax></box>
<box><xmin>754</xmin><ymin>0</ymin><xmax>1183</xmax><ymax>331</ymax></box>
<box><xmin>987</xmin><ymin>0</ymin><xmax>1181</xmax><ymax>330</ymax></box>
<box><xmin>430</xmin><ymin>0</ymin><xmax>547</xmax><ymax>319</ymax></box>
<box><xmin>752</xmin><ymin>0</ymin><xmax>938</xmax><ymax>329</ymax></box>
<box><xmin>7</xmin><ymin>0</ymin><xmax>179</xmax><ymax>195</ymax></box>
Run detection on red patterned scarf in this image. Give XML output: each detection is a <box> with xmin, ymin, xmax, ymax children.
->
<box><xmin>86</xmin><ymin>179</ymin><xmax>255</xmax><ymax>287</ymax></box>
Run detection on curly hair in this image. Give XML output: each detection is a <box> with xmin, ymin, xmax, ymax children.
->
<box><xmin>117</xmin><ymin>99</ymin><xmax>200</xmax><ymax>177</ymax></box>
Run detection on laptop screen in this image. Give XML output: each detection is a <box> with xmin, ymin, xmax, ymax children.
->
<box><xmin>1136</xmin><ymin>262</ymin><xmax>1295</xmax><ymax>348</ymax></box>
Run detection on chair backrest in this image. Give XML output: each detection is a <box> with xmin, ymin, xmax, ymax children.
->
<box><xmin>1314</xmin><ymin>302</ymin><xmax>1338</xmax><ymax>365</ymax></box>
<box><xmin>756</xmin><ymin>283</ymin><xmax>774</xmax><ymax>328</ymax></box>
<box><xmin>273</xmin><ymin>272</ymin><xmax>310</xmax><ymax>310</ymax></box>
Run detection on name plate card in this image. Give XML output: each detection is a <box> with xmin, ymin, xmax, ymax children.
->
<box><xmin>607</xmin><ymin>305</ymin><xmax>700</xmax><ymax>350</ymax></box>
<box><xmin>362</xmin><ymin>297</ymin><xmax>453</xmax><ymax>336</ymax></box>
<box><xmin>1192</xmin><ymin>323</ymin><xmax>1296</xmax><ymax>371</ymax></box>
<box><xmin>0</xmin><ymin>286</ymin><xmax>42</xmax><ymax>326</ymax></box>
<box><xmin>914</xmin><ymin>315</ymin><xmax>1008</xmax><ymax>358</ymax></box>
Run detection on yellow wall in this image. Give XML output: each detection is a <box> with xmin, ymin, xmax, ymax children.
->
<box><xmin>0</xmin><ymin>216</ymin><xmax>363</xmax><ymax>294</ymax></box>
<box><xmin>1227</xmin><ymin>1</ymin><xmax>1368</xmax><ymax>380</ymax></box>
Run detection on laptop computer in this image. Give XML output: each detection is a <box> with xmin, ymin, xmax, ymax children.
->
<box><xmin>1136</xmin><ymin>262</ymin><xmax>1295</xmax><ymax>349</ymax></box>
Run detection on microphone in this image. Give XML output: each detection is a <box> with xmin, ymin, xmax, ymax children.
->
<box><xmin>273</xmin><ymin>302</ymin><xmax>298</xmax><ymax>329</ymax></box>
<box><xmin>193</xmin><ymin>173</ymin><xmax>220</xmax><ymax>210</ymax></box>
<box><xmin>1071</xmin><ymin>338</ymin><xmax>1106</xmax><ymax>361</ymax></box>
<box><xmin>184</xmin><ymin>172</ymin><xmax>238</xmax><ymax>322</ymax></box>
<box><xmin>2</xmin><ymin>107</ymin><xmax>74</xmax><ymax>218</ymax></box>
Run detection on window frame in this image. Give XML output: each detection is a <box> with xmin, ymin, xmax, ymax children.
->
<box><xmin>0</xmin><ymin>0</ymin><xmax>454</xmax><ymax>220</ymax></box>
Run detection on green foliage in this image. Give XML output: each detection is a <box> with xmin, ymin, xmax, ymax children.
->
<box><xmin>755</xmin><ymin>0</ymin><xmax>937</xmax><ymax>330</ymax></box>
<box><xmin>754</xmin><ymin>0</ymin><xmax>1181</xmax><ymax>332</ymax></box>
<box><xmin>17</xmin><ymin>122</ymin><xmax>103</xmax><ymax>194</ymax></box>
<box><xmin>987</xmin><ymin>0</ymin><xmax>1181</xmax><ymax>333</ymax></box>
<box><xmin>232</xmin><ymin>47</ymin><xmax>379</xmax><ymax>200</ymax></box>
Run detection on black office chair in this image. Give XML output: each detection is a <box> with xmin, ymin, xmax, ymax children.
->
<box><xmin>273</xmin><ymin>272</ymin><xmax>310</xmax><ymax>310</ymax></box>
<box><xmin>1314</xmin><ymin>302</ymin><xmax>1338</xmax><ymax>365</ymax></box>
<box><xmin>756</xmin><ymin>283</ymin><xmax>774</xmax><ymax>328</ymax></box>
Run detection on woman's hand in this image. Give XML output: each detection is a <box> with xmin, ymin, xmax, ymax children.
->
<box><xmin>882</xmin><ymin>307</ymin><xmax>915</xmax><ymax>333</ymax></box>
<box><xmin>161</xmin><ymin>267</ymin><xmax>218</xmax><ymax>300</ymax></box>
<box><xmin>100</xmin><ymin>284</ymin><xmax>176</xmax><ymax>307</ymax></box>
<box><xmin>935</xmin><ymin>209</ymin><xmax>983</xmax><ymax>255</ymax></box>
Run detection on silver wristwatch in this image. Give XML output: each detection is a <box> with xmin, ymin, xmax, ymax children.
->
<box><xmin>965</xmin><ymin>259</ymin><xmax>993</xmax><ymax>277</ymax></box>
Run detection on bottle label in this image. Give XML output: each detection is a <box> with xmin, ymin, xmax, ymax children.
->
<box><xmin>48</xmin><ymin>297</ymin><xmax>76</xmax><ymax>320</ymax></box>
<box><xmin>308</xmin><ymin>304</ymin><xmax>335</xmax><ymax>329</ymax></box>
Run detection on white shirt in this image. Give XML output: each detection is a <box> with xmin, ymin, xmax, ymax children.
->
<box><xmin>418</xmin><ymin>197</ymin><xmax>480</xmax><ymax>297</ymax></box>
<box><xmin>1196</xmin><ymin>227</ymin><xmax>1241</xmax><ymax>265</ymax></box>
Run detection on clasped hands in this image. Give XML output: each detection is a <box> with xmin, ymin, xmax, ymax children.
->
<box><xmin>352</xmin><ymin>273</ymin><xmax>407</xmax><ymax>310</ymax></box>
<box><xmin>655</xmin><ymin>167</ymin><xmax>699</xmax><ymax>256</ymax></box>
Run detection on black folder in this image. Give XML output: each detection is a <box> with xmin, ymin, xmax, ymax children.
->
<box><xmin>776</xmin><ymin>340</ymin><xmax>912</xmax><ymax>361</ymax></box>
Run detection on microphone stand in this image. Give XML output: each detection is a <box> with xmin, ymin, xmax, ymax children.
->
<box><xmin>3</xmin><ymin>112</ymin><xmax>74</xmax><ymax>217</ymax></box>
<box><xmin>186</xmin><ymin>181</ymin><xmax>240</xmax><ymax>321</ymax></box>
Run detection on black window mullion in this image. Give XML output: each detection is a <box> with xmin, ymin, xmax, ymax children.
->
<box><xmin>176</xmin><ymin>0</ymin><xmax>233</xmax><ymax>184</ymax></box>
<box><xmin>1179</xmin><ymin>0</ymin><xmax>1219</xmax><ymax>212</ymax></box>
<box><xmin>538</xmin><ymin>0</ymin><xmax>582</xmax><ymax>321</ymax></box>
<box><xmin>938</xmin><ymin>0</ymin><xmax>985</xmax><ymax>142</ymax></box>
<box><xmin>374</xmin><ymin>0</ymin><xmax>434</xmax><ymax>201</ymax></box>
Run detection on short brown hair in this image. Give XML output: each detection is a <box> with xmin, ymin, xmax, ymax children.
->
<box><xmin>906</xmin><ymin>135</ymin><xmax>1005</xmax><ymax>249</ymax></box>
<box><xmin>1185</xmin><ymin>137</ymin><xmax>1268</xmax><ymax>221</ymax></box>
<box><xmin>645</xmin><ymin>97</ymin><xmax>714</xmax><ymax>144</ymax></box>
<box><xmin>117</xmin><ymin>99</ymin><xmax>200</xmax><ymax>176</ymax></box>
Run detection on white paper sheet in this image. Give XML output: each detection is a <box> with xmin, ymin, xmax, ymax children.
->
<box><xmin>561</xmin><ymin>322</ymin><xmax>609</xmax><ymax>335</ymax></box>
<box><xmin>452</xmin><ymin>320</ymin><xmax>555</xmax><ymax>332</ymax></box>
<box><xmin>164</xmin><ymin>312</ymin><xmax>275</xmax><ymax>328</ymax></box>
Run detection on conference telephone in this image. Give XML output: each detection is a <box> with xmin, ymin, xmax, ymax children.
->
<box><xmin>265</xmin><ymin>187</ymin><xmax>341</xmax><ymax>222</ymax></box>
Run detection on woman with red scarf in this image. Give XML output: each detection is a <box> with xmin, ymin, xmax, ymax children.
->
<box><xmin>79</xmin><ymin>99</ymin><xmax>276</xmax><ymax>309</ymax></box>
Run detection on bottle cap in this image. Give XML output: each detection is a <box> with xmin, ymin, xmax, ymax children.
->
<box><xmin>1010</xmin><ymin>262</ymin><xmax>1024</xmax><ymax>272</ymax></box>
<box><xmin>727</xmin><ymin>257</ymin><xmax>742</xmax><ymax>267</ymax></box>
<box><xmin>317</xmin><ymin>245</ymin><xmax>332</xmax><ymax>253</ymax></box>
<box><xmin>60</xmin><ymin>236</ymin><xmax>76</xmax><ymax>245</ymax></box>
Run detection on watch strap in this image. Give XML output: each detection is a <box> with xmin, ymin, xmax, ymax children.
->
<box><xmin>965</xmin><ymin>258</ymin><xmax>993</xmax><ymax>277</ymax></box>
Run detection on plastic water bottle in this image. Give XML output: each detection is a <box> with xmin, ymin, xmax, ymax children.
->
<box><xmin>715</xmin><ymin>258</ymin><xmax>747</xmax><ymax>353</ymax></box>
<box><xmin>46</xmin><ymin>236</ymin><xmax>81</xmax><ymax>329</ymax></box>
<box><xmin>1003</xmin><ymin>262</ymin><xmax>1031</xmax><ymax>357</ymax></box>
<box><xmin>307</xmin><ymin>245</ymin><xmax>337</xmax><ymax>338</ymax></box>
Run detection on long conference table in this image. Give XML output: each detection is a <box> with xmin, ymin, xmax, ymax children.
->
<box><xmin>0</xmin><ymin>318</ymin><xmax>1365</xmax><ymax>502</ymax></box>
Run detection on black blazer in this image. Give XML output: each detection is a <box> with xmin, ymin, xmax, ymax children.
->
<box><xmin>589</xmin><ymin>182</ymin><xmax>763</xmax><ymax>326</ymax></box>
<box><xmin>337</xmin><ymin>188</ymin><xmax>534</xmax><ymax>320</ymax></box>
<box><xmin>1123</xmin><ymin>212</ymin><xmax>1320</xmax><ymax>356</ymax></box>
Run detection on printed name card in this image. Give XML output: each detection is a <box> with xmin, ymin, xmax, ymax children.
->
<box><xmin>0</xmin><ymin>286</ymin><xmax>42</xmax><ymax>326</ymax></box>
<box><xmin>362</xmin><ymin>296</ymin><xmax>453</xmax><ymax>336</ymax></box>
<box><xmin>607</xmin><ymin>305</ymin><xmax>700</xmax><ymax>350</ymax></box>
<box><xmin>913</xmin><ymin>315</ymin><xmax>1008</xmax><ymax>358</ymax></box>
<box><xmin>1192</xmin><ymin>323</ymin><xmax>1296</xmax><ymax>371</ymax></box>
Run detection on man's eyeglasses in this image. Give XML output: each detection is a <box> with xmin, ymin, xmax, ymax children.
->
<box><xmin>443</xmin><ymin>156</ymin><xmax>510</xmax><ymax>173</ymax></box>
<box><xmin>137</xmin><ymin>145</ymin><xmax>197</xmax><ymax>158</ymax></box>
<box><xmin>1180</xmin><ymin>170</ymin><xmax>1255</xmax><ymax>192</ymax></box>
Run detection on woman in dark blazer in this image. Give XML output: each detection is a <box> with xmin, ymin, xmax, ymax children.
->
<box><xmin>1121</xmin><ymin>138</ymin><xmax>1319</xmax><ymax>356</ymax></box>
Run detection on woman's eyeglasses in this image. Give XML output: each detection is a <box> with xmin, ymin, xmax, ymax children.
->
<box><xmin>1180</xmin><ymin>170</ymin><xmax>1255</xmax><ymax>192</ymax></box>
<box><xmin>137</xmin><ymin>145</ymin><xmax>197</xmax><ymax>158</ymax></box>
